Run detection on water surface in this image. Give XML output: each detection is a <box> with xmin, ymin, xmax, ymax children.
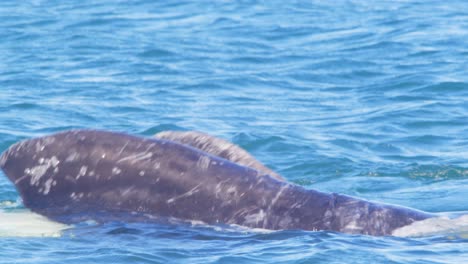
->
<box><xmin>1</xmin><ymin>0</ymin><xmax>468</xmax><ymax>263</ymax></box>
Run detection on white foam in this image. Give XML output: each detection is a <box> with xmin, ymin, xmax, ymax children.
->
<box><xmin>0</xmin><ymin>210</ymin><xmax>69</xmax><ymax>237</ymax></box>
<box><xmin>186</xmin><ymin>219</ymin><xmax>275</xmax><ymax>234</ymax></box>
<box><xmin>393</xmin><ymin>214</ymin><xmax>468</xmax><ymax>238</ymax></box>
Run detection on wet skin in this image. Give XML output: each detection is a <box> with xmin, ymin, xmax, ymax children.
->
<box><xmin>0</xmin><ymin>130</ymin><xmax>431</xmax><ymax>235</ymax></box>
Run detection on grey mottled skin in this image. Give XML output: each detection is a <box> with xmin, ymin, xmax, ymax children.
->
<box><xmin>154</xmin><ymin>131</ymin><xmax>284</xmax><ymax>181</ymax></box>
<box><xmin>0</xmin><ymin>130</ymin><xmax>432</xmax><ymax>235</ymax></box>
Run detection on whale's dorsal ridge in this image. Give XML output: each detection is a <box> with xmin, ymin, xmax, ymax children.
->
<box><xmin>154</xmin><ymin>130</ymin><xmax>284</xmax><ymax>181</ymax></box>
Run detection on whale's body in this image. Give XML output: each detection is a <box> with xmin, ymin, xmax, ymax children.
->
<box><xmin>0</xmin><ymin>130</ymin><xmax>431</xmax><ymax>235</ymax></box>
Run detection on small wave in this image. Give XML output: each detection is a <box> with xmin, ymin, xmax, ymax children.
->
<box><xmin>138</xmin><ymin>48</ymin><xmax>175</xmax><ymax>58</ymax></box>
<box><xmin>414</xmin><ymin>82</ymin><xmax>468</xmax><ymax>93</ymax></box>
<box><xmin>393</xmin><ymin>214</ymin><xmax>468</xmax><ymax>238</ymax></box>
<box><xmin>404</xmin><ymin>165</ymin><xmax>468</xmax><ymax>181</ymax></box>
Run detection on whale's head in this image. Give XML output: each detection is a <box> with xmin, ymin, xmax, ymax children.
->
<box><xmin>0</xmin><ymin>134</ymin><xmax>77</xmax><ymax>214</ymax></box>
<box><xmin>1</xmin><ymin>138</ymin><xmax>38</xmax><ymax>185</ymax></box>
<box><xmin>0</xmin><ymin>131</ymin><xmax>91</xmax><ymax>187</ymax></box>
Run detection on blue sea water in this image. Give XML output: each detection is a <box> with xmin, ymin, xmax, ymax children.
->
<box><xmin>1</xmin><ymin>0</ymin><xmax>468</xmax><ymax>263</ymax></box>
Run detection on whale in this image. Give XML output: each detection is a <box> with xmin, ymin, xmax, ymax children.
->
<box><xmin>154</xmin><ymin>130</ymin><xmax>285</xmax><ymax>181</ymax></box>
<box><xmin>0</xmin><ymin>130</ymin><xmax>432</xmax><ymax>236</ymax></box>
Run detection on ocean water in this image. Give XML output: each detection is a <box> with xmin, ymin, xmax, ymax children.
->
<box><xmin>1</xmin><ymin>0</ymin><xmax>468</xmax><ymax>263</ymax></box>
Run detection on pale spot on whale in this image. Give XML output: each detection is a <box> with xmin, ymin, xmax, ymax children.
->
<box><xmin>196</xmin><ymin>156</ymin><xmax>210</xmax><ymax>171</ymax></box>
<box><xmin>43</xmin><ymin>178</ymin><xmax>54</xmax><ymax>195</ymax></box>
<box><xmin>70</xmin><ymin>192</ymin><xmax>84</xmax><ymax>201</ymax></box>
<box><xmin>112</xmin><ymin>167</ymin><xmax>121</xmax><ymax>175</ymax></box>
<box><xmin>65</xmin><ymin>152</ymin><xmax>80</xmax><ymax>162</ymax></box>
<box><xmin>76</xmin><ymin>166</ymin><xmax>87</xmax><ymax>179</ymax></box>
<box><xmin>245</xmin><ymin>209</ymin><xmax>266</xmax><ymax>226</ymax></box>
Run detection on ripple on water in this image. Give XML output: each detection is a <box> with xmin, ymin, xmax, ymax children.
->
<box><xmin>0</xmin><ymin>0</ymin><xmax>468</xmax><ymax>263</ymax></box>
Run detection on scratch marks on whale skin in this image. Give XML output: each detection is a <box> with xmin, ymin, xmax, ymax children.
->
<box><xmin>269</xmin><ymin>184</ymin><xmax>289</xmax><ymax>209</ymax></box>
<box><xmin>117</xmin><ymin>141</ymin><xmax>130</xmax><ymax>156</ymax></box>
<box><xmin>117</xmin><ymin>152</ymin><xmax>153</xmax><ymax>164</ymax></box>
<box><xmin>196</xmin><ymin>156</ymin><xmax>211</xmax><ymax>171</ymax></box>
<box><xmin>166</xmin><ymin>183</ymin><xmax>202</xmax><ymax>204</ymax></box>
<box><xmin>116</xmin><ymin>143</ymin><xmax>156</xmax><ymax>164</ymax></box>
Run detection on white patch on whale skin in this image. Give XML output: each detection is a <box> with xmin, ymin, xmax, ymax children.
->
<box><xmin>42</xmin><ymin>178</ymin><xmax>54</xmax><ymax>195</ymax></box>
<box><xmin>25</xmin><ymin>156</ymin><xmax>60</xmax><ymax>186</ymax></box>
<box><xmin>112</xmin><ymin>167</ymin><xmax>122</xmax><ymax>175</ymax></box>
<box><xmin>343</xmin><ymin>220</ymin><xmax>363</xmax><ymax>232</ymax></box>
<box><xmin>226</xmin><ymin>186</ymin><xmax>237</xmax><ymax>195</ymax></box>
<box><xmin>42</xmin><ymin>136</ymin><xmax>56</xmax><ymax>145</ymax></box>
<box><xmin>196</xmin><ymin>156</ymin><xmax>211</xmax><ymax>171</ymax></box>
<box><xmin>70</xmin><ymin>192</ymin><xmax>84</xmax><ymax>201</ymax></box>
<box><xmin>76</xmin><ymin>166</ymin><xmax>87</xmax><ymax>179</ymax></box>
<box><xmin>244</xmin><ymin>209</ymin><xmax>266</xmax><ymax>227</ymax></box>
<box><xmin>65</xmin><ymin>152</ymin><xmax>80</xmax><ymax>162</ymax></box>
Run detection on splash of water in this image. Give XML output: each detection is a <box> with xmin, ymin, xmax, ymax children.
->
<box><xmin>393</xmin><ymin>214</ymin><xmax>468</xmax><ymax>238</ymax></box>
<box><xmin>0</xmin><ymin>209</ymin><xmax>69</xmax><ymax>237</ymax></box>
